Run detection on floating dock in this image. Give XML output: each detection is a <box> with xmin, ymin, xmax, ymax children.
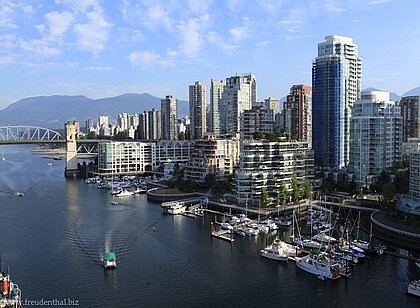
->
<box><xmin>210</xmin><ymin>222</ymin><xmax>234</xmax><ymax>242</ymax></box>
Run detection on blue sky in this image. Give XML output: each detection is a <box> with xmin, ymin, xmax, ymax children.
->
<box><xmin>0</xmin><ymin>0</ymin><xmax>418</xmax><ymax>110</ymax></box>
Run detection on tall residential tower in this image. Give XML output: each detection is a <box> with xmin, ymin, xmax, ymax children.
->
<box><xmin>161</xmin><ymin>95</ymin><xmax>178</xmax><ymax>140</ymax></box>
<box><xmin>312</xmin><ymin>35</ymin><xmax>362</xmax><ymax>168</ymax></box>
<box><xmin>189</xmin><ymin>81</ymin><xmax>207</xmax><ymax>140</ymax></box>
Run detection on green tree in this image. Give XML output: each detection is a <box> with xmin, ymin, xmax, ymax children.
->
<box><xmin>204</xmin><ymin>173</ymin><xmax>216</xmax><ymax>190</ymax></box>
<box><xmin>260</xmin><ymin>187</ymin><xmax>271</xmax><ymax>207</ymax></box>
<box><xmin>302</xmin><ymin>180</ymin><xmax>313</xmax><ymax>200</ymax></box>
<box><xmin>394</xmin><ymin>170</ymin><xmax>409</xmax><ymax>194</ymax></box>
<box><xmin>278</xmin><ymin>182</ymin><xmax>288</xmax><ymax>206</ymax></box>
<box><xmin>381</xmin><ymin>181</ymin><xmax>395</xmax><ymax>214</ymax></box>
<box><xmin>253</xmin><ymin>131</ymin><xmax>265</xmax><ymax>140</ymax></box>
<box><xmin>291</xmin><ymin>175</ymin><xmax>300</xmax><ymax>203</ymax></box>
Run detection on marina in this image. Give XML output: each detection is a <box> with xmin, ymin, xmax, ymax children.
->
<box><xmin>0</xmin><ymin>145</ymin><xmax>419</xmax><ymax>307</ymax></box>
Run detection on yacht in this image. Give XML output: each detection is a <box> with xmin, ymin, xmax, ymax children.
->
<box><xmin>110</xmin><ymin>188</ymin><xmax>122</xmax><ymax>195</ymax></box>
<box><xmin>296</xmin><ymin>254</ymin><xmax>341</xmax><ymax>280</ymax></box>
<box><xmin>116</xmin><ymin>189</ymin><xmax>134</xmax><ymax>197</ymax></box>
<box><xmin>407</xmin><ymin>279</ymin><xmax>420</xmax><ymax>297</ymax></box>
<box><xmin>103</xmin><ymin>252</ymin><xmax>117</xmax><ymax>269</ymax></box>
<box><xmin>261</xmin><ymin>238</ymin><xmax>288</xmax><ymax>261</ymax></box>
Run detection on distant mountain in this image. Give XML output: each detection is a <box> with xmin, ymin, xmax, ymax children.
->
<box><xmin>0</xmin><ymin>93</ymin><xmax>189</xmax><ymax>129</ymax></box>
<box><xmin>402</xmin><ymin>87</ymin><xmax>420</xmax><ymax>97</ymax></box>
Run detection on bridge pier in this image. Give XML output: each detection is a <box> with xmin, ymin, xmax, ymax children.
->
<box><xmin>65</xmin><ymin>121</ymin><xmax>79</xmax><ymax>178</ymax></box>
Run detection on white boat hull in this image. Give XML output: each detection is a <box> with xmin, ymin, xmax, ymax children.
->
<box><xmin>260</xmin><ymin>250</ymin><xmax>288</xmax><ymax>261</ymax></box>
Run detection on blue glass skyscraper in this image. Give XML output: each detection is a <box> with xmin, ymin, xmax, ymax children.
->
<box><xmin>312</xmin><ymin>35</ymin><xmax>362</xmax><ymax>168</ymax></box>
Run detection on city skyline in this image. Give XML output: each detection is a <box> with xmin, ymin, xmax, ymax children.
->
<box><xmin>0</xmin><ymin>0</ymin><xmax>419</xmax><ymax>110</ymax></box>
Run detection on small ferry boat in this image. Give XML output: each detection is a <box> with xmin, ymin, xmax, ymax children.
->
<box><xmin>103</xmin><ymin>252</ymin><xmax>117</xmax><ymax>269</ymax></box>
<box><xmin>14</xmin><ymin>192</ymin><xmax>24</xmax><ymax>197</ymax></box>
<box><xmin>407</xmin><ymin>279</ymin><xmax>420</xmax><ymax>297</ymax></box>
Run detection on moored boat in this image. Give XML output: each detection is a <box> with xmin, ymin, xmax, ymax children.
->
<box><xmin>115</xmin><ymin>189</ymin><xmax>134</xmax><ymax>197</ymax></box>
<box><xmin>103</xmin><ymin>252</ymin><xmax>117</xmax><ymax>269</ymax></box>
<box><xmin>407</xmin><ymin>279</ymin><xmax>420</xmax><ymax>297</ymax></box>
<box><xmin>261</xmin><ymin>238</ymin><xmax>288</xmax><ymax>261</ymax></box>
<box><xmin>296</xmin><ymin>253</ymin><xmax>341</xmax><ymax>280</ymax></box>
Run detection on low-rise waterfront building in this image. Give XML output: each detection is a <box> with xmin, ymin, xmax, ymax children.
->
<box><xmin>184</xmin><ymin>135</ymin><xmax>239</xmax><ymax>183</ymax></box>
<box><xmin>97</xmin><ymin>140</ymin><xmax>193</xmax><ymax>175</ymax></box>
<box><xmin>234</xmin><ymin>140</ymin><xmax>314</xmax><ymax>206</ymax></box>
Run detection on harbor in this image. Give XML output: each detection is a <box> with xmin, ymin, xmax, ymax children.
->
<box><xmin>0</xmin><ymin>144</ymin><xmax>419</xmax><ymax>307</ymax></box>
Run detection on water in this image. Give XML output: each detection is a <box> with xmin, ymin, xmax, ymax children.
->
<box><xmin>0</xmin><ymin>144</ymin><xmax>418</xmax><ymax>307</ymax></box>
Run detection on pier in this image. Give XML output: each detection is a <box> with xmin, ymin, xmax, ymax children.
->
<box><xmin>210</xmin><ymin>223</ymin><xmax>234</xmax><ymax>242</ymax></box>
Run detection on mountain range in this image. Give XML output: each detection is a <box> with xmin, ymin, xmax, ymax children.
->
<box><xmin>1</xmin><ymin>87</ymin><xmax>419</xmax><ymax>129</ymax></box>
<box><xmin>0</xmin><ymin>93</ymin><xmax>189</xmax><ymax>129</ymax></box>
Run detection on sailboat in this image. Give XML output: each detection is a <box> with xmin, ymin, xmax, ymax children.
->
<box><xmin>1</xmin><ymin>147</ymin><xmax>5</xmax><ymax>161</ymax></box>
<box><xmin>352</xmin><ymin>211</ymin><xmax>370</xmax><ymax>250</ymax></box>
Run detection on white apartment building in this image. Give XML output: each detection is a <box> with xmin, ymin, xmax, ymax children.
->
<box><xmin>98</xmin><ymin>140</ymin><xmax>193</xmax><ymax>175</ymax></box>
<box><xmin>210</xmin><ymin>79</ymin><xmax>225</xmax><ymax>135</ymax></box>
<box><xmin>234</xmin><ymin>140</ymin><xmax>314</xmax><ymax>206</ymax></box>
<box><xmin>220</xmin><ymin>74</ymin><xmax>257</xmax><ymax>135</ymax></box>
<box><xmin>349</xmin><ymin>91</ymin><xmax>402</xmax><ymax>187</ymax></box>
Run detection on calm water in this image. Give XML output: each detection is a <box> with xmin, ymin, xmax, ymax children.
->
<box><xmin>0</xmin><ymin>144</ymin><xmax>418</xmax><ymax>307</ymax></box>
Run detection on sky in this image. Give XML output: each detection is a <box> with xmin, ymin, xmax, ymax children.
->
<box><xmin>0</xmin><ymin>0</ymin><xmax>419</xmax><ymax>110</ymax></box>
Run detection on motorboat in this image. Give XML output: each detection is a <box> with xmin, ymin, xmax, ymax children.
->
<box><xmin>295</xmin><ymin>254</ymin><xmax>341</xmax><ymax>280</ymax></box>
<box><xmin>220</xmin><ymin>222</ymin><xmax>233</xmax><ymax>230</ymax></box>
<box><xmin>167</xmin><ymin>202</ymin><xmax>187</xmax><ymax>215</ymax></box>
<box><xmin>261</xmin><ymin>239</ymin><xmax>288</xmax><ymax>261</ymax></box>
<box><xmin>133</xmin><ymin>186</ymin><xmax>147</xmax><ymax>194</ymax></box>
<box><xmin>110</xmin><ymin>188</ymin><xmax>122</xmax><ymax>195</ymax></box>
<box><xmin>352</xmin><ymin>239</ymin><xmax>370</xmax><ymax>251</ymax></box>
<box><xmin>407</xmin><ymin>279</ymin><xmax>420</xmax><ymax>297</ymax></box>
<box><xmin>116</xmin><ymin>189</ymin><xmax>134</xmax><ymax>197</ymax></box>
<box><xmin>14</xmin><ymin>192</ymin><xmax>24</xmax><ymax>197</ymax></box>
<box><xmin>111</xmin><ymin>201</ymin><xmax>119</xmax><ymax>205</ymax></box>
<box><xmin>103</xmin><ymin>252</ymin><xmax>117</xmax><ymax>269</ymax></box>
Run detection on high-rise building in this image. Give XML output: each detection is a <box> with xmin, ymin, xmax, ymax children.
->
<box><xmin>400</xmin><ymin>96</ymin><xmax>420</xmax><ymax>142</ymax></box>
<box><xmin>138</xmin><ymin>111</ymin><xmax>149</xmax><ymax>140</ymax></box>
<box><xmin>312</xmin><ymin>35</ymin><xmax>362</xmax><ymax>168</ymax></box>
<box><xmin>98</xmin><ymin>116</ymin><xmax>109</xmax><ymax>128</ymax></box>
<box><xmin>264</xmin><ymin>97</ymin><xmax>280</xmax><ymax>117</ymax></box>
<box><xmin>284</xmin><ymin>85</ymin><xmax>312</xmax><ymax>146</ymax></box>
<box><xmin>161</xmin><ymin>95</ymin><xmax>178</xmax><ymax>140</ymax></box>
<box><xmin>85</xmin><ymin>119</ymin><xmax>94</xmax><ymax>133</ymax></box>
<box><xmin>240</xmin><ymin>105</ymin><xmax>274</xmax><ymax>140</ymax></box>
<box><xmin>210</xmin><ymin>79</ymin><xmax>225</xmax><ymax>135</ymax></box>
<box><xmin>349</xmin><ymin>91</ymin><xmax>402</xmax><ymax>187</ymax></box>
<box><xmin>189</xmin><ymin>81</ymin><xmax>207</xmax><ymax>140</ymax></box>
<box><xmin>148</xmin><ymin>108</ymin><xmax>162</xmax><ymax>140</ymax></box>
<box><xmin>220</xmin><ymin>73</ymin><xmax>257</xmax><ymax>135</ymax></box>
<box><xmin>118</xmin><ymin>112</ymin><xmax>129</xmax><ymax>131</ymax></box>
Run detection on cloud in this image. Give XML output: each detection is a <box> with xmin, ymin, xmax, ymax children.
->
<box><xmin>207</xmin><ymin>31</ymin><xmax>238</xmax><ymax>50</ymax></box>
<box><xmin>368</xmin><ymin>0</ymin><xmax>392</xmax><ymax>4</ymax></box>
<box><xmin>85</xmin><ymin>66</ymin><xmax>114</xmax><ymax>71</ymax></box>
<box><xmin>144</xmin><ymin>5</ymin><xmax>172</xmax><ymax>30</ymax></box>
<box><xmin>20</xmin><ymin>39</ymin><xmax>62</xmax><ymax>56</ymax></box>
<box><xmin>187</xmin><ymin>0</ymin><xmax>212</xmax><ymax>14</ymax></box>
<box><xmin>73</xmin><ymin>5</ymin><xmax>113</xmax><ymax>53</ymax></box>
<box><xmin>230</xmin><ymin>26</ymin><xmax>248</xmax><ymax>42</ymax></box>
<box><xmin>226</xmin><ymin>0</ymin><xmax>243</xmax><ymax>12</ymax></box>
<box><xmin>280</xmin><ymin>8</ymin><xmax>305</xmax><ymax>25</ymax></box>
<box><xmin>323</xmin><ymin>0</ymin><xmax>346</xmax><ymax>13</ymax></box>
<box><xmin>37</xmin><ymin>11</ymin><xmax>74</xmax><ymax>42</ymax></box>
<box><xmin>176</xmin><ymin>15</ymin><xmax>209</xmax><ymax>57</ymax></box>
<box><xmin>258</xmin><ymin>0</ymin><xmax>285</xmax><ymax>13</ymax></box>
<box><xmin>128</xmin><ymin>49</ymin><xmax>175</xmax><ymax>67</ymax></box>
<box><xmin>0</xmin><ymin>0</ymin><xmax>18</xmax><ymax>28</ymax></box>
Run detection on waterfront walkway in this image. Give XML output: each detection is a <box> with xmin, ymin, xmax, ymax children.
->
<box><xmin>371</xmin><ymin>211</ymin><xmax>420</xmax><ymax>239</ymax></box>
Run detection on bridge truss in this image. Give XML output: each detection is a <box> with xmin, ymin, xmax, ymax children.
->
<box><xmin>0</xmin><ymin>126</ymin><xmax>63</xmax><ymax>142</ymax></box>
